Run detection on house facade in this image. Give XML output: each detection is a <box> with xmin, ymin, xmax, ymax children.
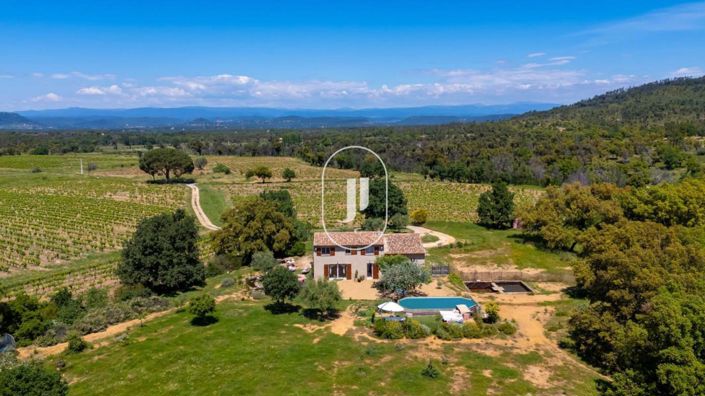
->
<box><xmin>312</xmin><ymin>231</ymin><xmax>425</xmax><ymax>280</ymax></box>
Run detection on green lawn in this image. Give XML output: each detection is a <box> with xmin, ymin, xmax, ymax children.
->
<box><xmin>198</xmin><ymin>183</ymin><xmax>231</xmax><ymax>227</ymax></box>
<box><xmin>424</xmin><ymin>221</ymin><xmax>575</xmax><ymax>275</ymax></box>
<box><xmin>56</xmin><ymin>301</ymin><xmax>597</xmax><ymax>396</ymax></box>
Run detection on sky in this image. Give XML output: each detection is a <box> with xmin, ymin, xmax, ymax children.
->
<box><xmin>1</xmin><ymin>0</ymin><xmax>704</xmax><ymax>110</ymax></box>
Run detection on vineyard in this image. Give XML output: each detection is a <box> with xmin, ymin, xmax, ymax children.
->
<box><xmin>214</xmin><ymin>178</ymin><xmax>544</xmax><ymax>225</ymax></box>
<box><xmin>201</xmin><ymin>156</ymin><xmax>357</xmax><ymax>182</ymax></box>
<box><xmin>0</xmin><ymin>174</ymin><xmax>186</xmax><ymax>272</ymax></box>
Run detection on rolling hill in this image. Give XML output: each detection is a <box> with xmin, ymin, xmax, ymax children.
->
<box><xmin>522</xmin><ymin>76</ymin><xmax>705</xmax><ymax>127</ymax></box>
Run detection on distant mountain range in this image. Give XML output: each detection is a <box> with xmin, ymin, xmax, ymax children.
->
<box><xmin>0</xmin><ymin>103</ymin><xmax>557</xmax><ymax>130</ymax></box>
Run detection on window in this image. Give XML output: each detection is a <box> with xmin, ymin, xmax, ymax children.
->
<box><xmin>328</xmin><ymin>264</ymin><xmax>347</xmax><ymax>279</ymax></box>
<box><xmin>366</xmin><ymin>247</ymin><xmax>374</xmax><ymax>255</ymax></box>
<box><xmin>367</xmin><ymin>263</ymin><xmax>374</xmax><ymax>277</ymax></box>
<box><xmin>321</xmin><ymin>247</ymin><xmax>331</xmax><ymax>255</ymax></box>
<box><xmin>345</xmin><ymin>249</ymin><xmax>351</xmax><ymax>255</ymax></box>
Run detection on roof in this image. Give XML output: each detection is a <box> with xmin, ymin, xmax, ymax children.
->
<box><xmin>313</xmin><ymin>231</ymin><xmax>425</xmax><ymax>255</ymax></box>
<box><xmin>384</xmin><ymin>233</ymin><xmax>425</xmax><ymax>255</ymax></box>
<box><xmin>313</xmin><ymin>231</ymin><xmax>384</xmax><ymax>247</ymax></box>
<box><xmin>456</xmin><ymin>304</ymin><xmax>471</xmax><ymax>314</ymax></box>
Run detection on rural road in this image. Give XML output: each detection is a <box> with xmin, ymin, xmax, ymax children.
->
<box><xmin>407</xmin><ymin>225</ymin><xmax>456</xmax><ymax>249</ymax></box>
<box><xmin>187</xmin><ymin>184</ymin><xmax>221</xmax><ymax>231</ymax></box>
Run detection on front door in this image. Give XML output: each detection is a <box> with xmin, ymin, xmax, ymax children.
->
<box><xmin>367</xmin><ymin>263</ymin><xmax>379</xmax><ymax>279</ymax></box>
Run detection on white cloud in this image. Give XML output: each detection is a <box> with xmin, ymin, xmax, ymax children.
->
<box><xmin>77</xmin><ymin>85</ymin><xmax>123</xmax><ymax>96</ymax></box>
<box><xmin>31</xmin><ymin>72</ymin><xmax>44</xmax><ymax>78</ymax></box>
<box><xmin>0</xmin><ymin>74</ymin><xmax>13</xmax><ymax>79</ymax></box>
<box><xmin>31</xmin><ymin>92</ymin><xmax>62</xmax><ymax>102</ymax></box>
<box><xmin>671</xmin><ymin>66</ymin><xmax>704</xmax><ymax>77</ymax></box>
<box><xmin>50</xmin><ymin>71</ymin><xmax>115</xmax><ymax>81</ymax></box>
<box><xmin>527</xmin><ymin>52</ymin><xmax>546</xmax><ymax>58</ymax></box>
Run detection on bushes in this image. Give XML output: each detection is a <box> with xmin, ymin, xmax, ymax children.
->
<box><xmin>0</xmin><ymin>362</ymin><xmax>68</xmax><ymax>396</ymax></box>
<box><xmin>114</xmin><ymin>284</ymin><xmax>152</xmax><ymax>302</ymax></box>
<box><xmin>461</xmin><ymin>321</ymin><xmax>482</xmax><ymax>338</ymax></box>
<box><xmin>421</xmin><ymin>360</ymin><xmax>440</xmax><ymax>379</ymax></box>
<box><xmin>497</xmin><ymin>321</ymin><xmax>517</xmax><ymax>336</ymax></box>
<box><xmin>66</xmin><ymin>333</ymin><xmax>89</xmax><ymax>353</ymax></box>
<box><xmin>402</xmin><ymin>319</ymin><xmax>431</xmax><ymax>339</ymax></box>
<box><xmin>410</xmin><ymin>209</ymin><xmax>428</xmax><ymax>225</ymax></box>
<box><xmin>220</xmin><ymin>277</ymin><xmax>236</xmax><ymax>288</ymax></box>
<box><xmin>212</xmin><ymin>163</ymin><xmax>231</xmax><ymax>174</ymax></box>
<box><xmin>374</xmin><ymin>319</ymin><xmax>404</xmax><ymax>339</ymax></box>
<box><xmin>435</xmin><ymin>323</ymin><xmax>463</xmax><ymax>340</ymax></box>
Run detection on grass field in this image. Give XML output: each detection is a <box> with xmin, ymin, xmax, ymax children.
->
<box><xmin>424</xmin><ymin>222</ymin><xmax>575</xmax><ymax>276</ymax></box>
<box><xmin>55</xmin><ymin>301</ymin><xmax>598</xmax><ymax>396</ymax></box>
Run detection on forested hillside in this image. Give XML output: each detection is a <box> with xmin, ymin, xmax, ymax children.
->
<box><xmin>1</xmin><ymin>77</ymin><xmax>704</xmax><ymax>188</ymax></box>
<box><xmin>522</xmin><ymin>77</ymin><xmax>705</xmax><ymax>127</ymax></box>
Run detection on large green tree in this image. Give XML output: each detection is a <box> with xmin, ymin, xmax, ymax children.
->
<box><xmin>118</xmin><ymin>209</ymin><xmax>205</xmax><ymax>294</ymax></box>
<box><xmin>298</xmin><ymin>279</ymin><xmax>341</xmax><ymax>319</ymax></box>
<box><xmin>363</xmin><ymin>179</ymin><xmax>407</xmax><ymax>220</ymax></box>
<box><xmin>477</xmin><ymin>182</ymin><xmax>515</xmax><ymax>229</ymax></box>
<box><xmin>262</xmin><ymin>266</ymin><xmax>300</xmax><ymax>305</ymax></box>
<box><xmin>139</xmin><ymin>148</ymin><xmax>194</xmax><ymax>181</ymax></box>
<box><xmin>375</xmin><ymin>259</ymin><xmax>430</xmax><ymax>297</ymax></box>
<box><xmin>212</xmin><ymin>197</ymin><xmax>297</xmax><ymax>263</ymax></box>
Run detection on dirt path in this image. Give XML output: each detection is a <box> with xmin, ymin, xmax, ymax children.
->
<box><xmin>407</xmin><ymin>225</ymin><xmax>456</xmax><ymax>249</ymax></box>
<box><xmin>187</xmin><ymin>183</ymin><xmax>221</xmax><ymax>231</ymax></box>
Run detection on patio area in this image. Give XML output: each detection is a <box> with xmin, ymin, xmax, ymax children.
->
<box><xmin>336</xmin><ymin>277</ymin><xmax>460</xmax><ymax>300</ymax></box>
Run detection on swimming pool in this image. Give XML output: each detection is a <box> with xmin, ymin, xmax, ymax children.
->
<box><xmin>399</xmin><ymin>296</ymin><xmax>478</xmax><ymax>311</ymax></box>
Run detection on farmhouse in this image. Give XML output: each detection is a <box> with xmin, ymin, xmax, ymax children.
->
<box><xmin>312</xmin><ymin>231</ymin><xmax>425</xmax><ymax>280</ymax></box>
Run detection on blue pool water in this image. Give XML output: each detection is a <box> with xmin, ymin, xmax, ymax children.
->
<box><xmin>399</xmin><ymin>297</ymin><xmax>477</xmax><ymax>311</ymax></box>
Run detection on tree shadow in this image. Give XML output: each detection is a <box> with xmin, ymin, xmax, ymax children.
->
<box><xmin>301</xmin><ymin>308</ymin><xmax>340</xmax><ymax>322</ymax></box>
<box><xmin>147</xmin><ymin>178</ymin><xmax>196</xmax><ymax>185</ymax></box>
<box><xmin>264</xmin><ymin>302</ymin><xmax>301</xmax><ymax>315</ymax></box>
<box><xmin>190</xmin><ymin>315</ymin><xmax>219</xmax><ymax>326</ymax></box>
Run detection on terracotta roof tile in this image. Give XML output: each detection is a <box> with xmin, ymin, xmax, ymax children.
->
<box><xmin>384</xmin><ymin>233</ymin><xmax>425</xmax><ymax>255</ymax></box>
<box><xmin>313</xmin><ymin>231</ymin><xmax>384</xmax><ymax>247</ymax></box>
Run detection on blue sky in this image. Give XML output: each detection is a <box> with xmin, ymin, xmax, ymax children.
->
<box><xmin>1</xmin><ymin>0</ymin><xmax>704</xmax><ymax>110</ymax></box>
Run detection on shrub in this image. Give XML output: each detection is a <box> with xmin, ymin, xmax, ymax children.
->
<box><xmin>410</xmin><ymin>209</ymin><xmax>428</xmax><ymax>225</ymax></box>
<box><xmin>484</xmin><ymin>302</ymin><xmax>500</xmax><ymax>324</ymax></box>
<box><xmin>402</xmin><ymin>319</ymin><xmax>431</xmax><ymax>339</ymax></box>
<box><xmin>388</xmin><ymin>213</ymin><xmax>409</xmax><ymax>230</ymax></box>
<box><xmin>480</xmin><ymin>324</ymin><xmax>499</xmax><ymax>337</ymax></box>
<box><xmin>282</xmin><ymin>168</ymin><xmax>296</xmax><ymax>182</ymax></box>
<box><xmin>421</xmin><ymin>360</ymin><xmax>440</xmax><ymax>379</ymax></box>
<box><xmin>497</xmin><ymin>321</ymin><xmax>517</xmax><ymax>336</ymax></box>
<box><xmin>362</xmin><ymin>217</ymin><xmax>385</xmax><ymax>231</ymax></box>
<box><xmin>30</xmin><ymin>167</ymin><xmax>42</xmax><ymax>173</ymax></box>
<box><xmin>251</xmin><ymin>250</ymin><xmax>278</xmax><ymax>272</ymax></box>
<box><xmin>212</xmin><ymin>163</ymin><xmax>231</xmax><ymax>174</ymax></box>
<box><xmin>0</xmin><ymin>362</ymin><xmax>68</xmax><ymax>396</ymax></box>
<box><xmin>207</xmin><ymin>254</ymin><xmax>240</xmax><ymax>276</ymax></box>
<box><xmin>262</xmin><ymin>266</ymin><xmax>300</xmax><ymax>304</ymax></box>
<box><xmin>115</xmin><ymin>284</ymin><xmax>152</xmax><ymax>302</ymax></box>
<box><xmin>66</xmin><ymin>333</ymin><xmax>89</xmax><ymax>354</ymax></box>
<box><xmin>462</xmin><ymin>321</ymin><xmax>482</xmax><ymax>338</ymax></box>
<box><xmin>287</xmin><ymin>241</ymin><xmax>306</xmax><ymax>257</ymax></box>
<box><xmin>128</xmin><ymin>296</ymin><xmax>171</xmax><ymax>315</ymax></box>
<box><xmin>374</xmin><ymin>319</ymin><xmax>404</xmax><ymax>339</ymax></box>
<box><xmin>447</xmin><ymin>273</ymin><xmax>464</xmax><ymax>289</ymax></box>
<box><xmin>83</xmin><ymin>288</ymin><xmax>108</xmax><ymax>310</ymax></box>
<box><xmin>220</xmin><ymin>277</ymin><xmax>236</xmax><ymax>288</ymax></box>
<box><xmin>435</xmin><ymin>323</ymin><xmax>463</xmax><ymax>340</ymax></box>
<box><xmin>188</xmin><ymin>294</ymin><xmax>216</xmax><ymax>319</ymax></box>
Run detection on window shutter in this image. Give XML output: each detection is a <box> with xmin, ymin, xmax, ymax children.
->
<box><xmin>316</xmin><ymin>248</ymin><xmax>321</xmax><ymax>256</ymax></box>
<box><xmin>323</xmin><ymin>265</ymin><xmax>329</xmax><ymax>280</ymax></box>
<box><xmin>361</xmin><ymin>248</ymin><xmax>366</xmax><ymax>256</ymax></box>
<box><xmin>374</xmin><ymin>246</ymin><xmax>379</xmax><ymax>256</ymax></box>
<box><xmin>346</xmin><ymin>264</ymin><xmax>352</xmax><ymax>280</ymax></box>
<box><xmin>352</xmin><ymin>248</ymin><xmax>357</xmax><ymax>255</ymax></box>
<box><xmin>373</xmin><ymin>264</ymin><xmax>379</xmax><ymax>279</ymax></box>
<box><xmin>330</xmin><ymin>248</ymin><xmax>335</xmax><ymax>256</ymax></box>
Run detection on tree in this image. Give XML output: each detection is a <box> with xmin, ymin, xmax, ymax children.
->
<box><xmin>359</xmin><ymin>156</ymin><xmax>385</xmax><ymax>178</ymax></box>
<box><xmin>483</xmin><ymin>302</ymin><xmax>500</xmax><ymax>323</ymax></box>
<box><xmin>477</xmin><ymin>183</ymin><xmax>515</xmax><ymax>229</ymax></box>
<box><xmin>194</xmin><ymin>156</ymin><xmax>208</xmax><ymax>171</ymax></box>
<box><xmin>251</xmin><ymin>250</ymin><xmax>278</xmax><ymax>272</ymax></box>
<box><xmin>212</xmin><ymin>197</ymin><xmax>298</xmax><ymax>263</ymax></box>
<box><xmin>138</xmin><ymin>148</ymin><xmax>194</xmax><ymax>181</ymax></box>
<box><xmin>188</xmin><ymin>294</ymin><xmax>216</xmax><ymax>319</ymax></box>
<box><xmin>260</xmin><ymin>190</ymin><xmax>296</xmax><ymax>218</ymax></box>
<box><xmin>374</xmin><ymin>259</ymin><xmax>431</xmax><ymax>296</ymax></box>
<box><xmin>251</xmin><ymin>166</ymin><xmax>272</xmax><ymax>183</ymax></box>
<box><xmin>118</xmin><ymin>209</ymin><xmax>205</xmax><ymax>294</ymax></box>
<box><xmin>388</xmin><ymin>213</ymin><xmax>408</xmax><ymax>230</ymax></box>
<box><xmin>298</xmin><ymin>279</ymin><xmax>341</xmax><ymax>319</ymax></box>
<box><xmin>363</xmin><ymin>179</ymin><xmax>407</xmax><ymax>219</ymax></box>
<box><xmin>0</xmin><ymin>362</ymin><xmax>68</xmax><ymax>396</ymax></box>
<box><xmin>375</xmin><ymin>254</ymin><xmax>409</xmax><ymax>269</ymax></box>
<box><xmin>212</xmin><ymin>163</ymin><xmax>230</xmax><ymax>174</ymax></box>
<box><xmin>262</xmin><ymin>266</ymin><xmax>300</xmax><ymax>304</ymax></box>
<box><xmin>282</xmin><ymin>168</ymin><xmax>296</xmax><ymax>182</ymax></box>
<box><xmin>410</xmin><ymin>209</ymin><xmax>428</xmax><ymax>226</ymax></box>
